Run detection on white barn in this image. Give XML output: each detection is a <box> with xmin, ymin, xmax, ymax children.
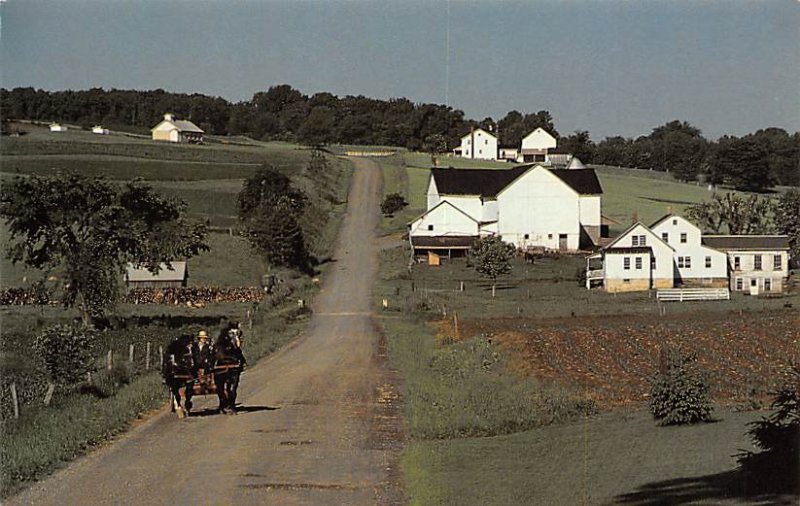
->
<box><xmin>519</xmin><ymin>128</ymin><xmax>557</xmax><ymax>163</ymax></box>
<box><xmin>151</xmin><ymin>113</ymin><xmax>204</xmax><ymax>144</ymax></box>
<box><xmin>457</xmin><ymin>128</ymin><xmax>498</xmax><ymax>160</ymax></box>
<box><xmin>416</xmin><ymin>164</ymin><xmax>603</xmax><ymax>254</ymax></box>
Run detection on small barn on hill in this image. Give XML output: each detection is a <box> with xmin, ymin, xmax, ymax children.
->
<box><xmin>151</xmin><ymin>113</ymin><xmax>204</xmax><ymax>143</ymax></box>
<box><xmin>125</xmin><ymin>262</ymin><xmax>188</xmax><ymax>289</ymax></box>
<box><xmin>49</xmin><ymin>123</ymin><xmax>67</xmax><ymax>132</ymax></box>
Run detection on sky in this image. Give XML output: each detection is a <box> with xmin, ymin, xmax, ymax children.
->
<box><xmin>1</xmin><ymin>0</ymin><xmax>798</xmax><ymax>140</ymax></box>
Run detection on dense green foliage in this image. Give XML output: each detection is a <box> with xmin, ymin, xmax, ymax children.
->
<box><xmin>469</xmin><ymin>236</ymin><xmax>516</xmax><ymax>296</ymax></box>
<box><xmin>238</xmin><ymin>166</ymin><xmax>310</xmax><ymax>270</ymax></box>
<box><xmin>559</xmin><ymin>122</ymin><xmax>799</xmax><ymax>189</ymax></box>
<box><xmin>380</xmin><ymin>193</ymin><xmax>408</xmax><ymax>215</ymax></box>
<box><xmin>649</xmin><ymin>348</ymin><xmax>713</xmax><ymax>425</ymax></box>
<box><xmin>33</xmin><ymin>325</ymin><xmax>98</xmax><ymax>387</ymax></box>
<box><xmin>0</xmin><ymin>173</ymin><xmax>208</xmax><ymax>324</ymax></box>
<box><xmin>737</xmin><ymin>364</ymin><xmax>799</xmax><ymax>494</ymax></box>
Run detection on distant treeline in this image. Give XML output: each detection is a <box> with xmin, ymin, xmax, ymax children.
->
<box><xmin>2</xmin><ymin>86</ymin><xmax>798</xmax><ymax>190</ymax></box>
<box><xmin>555</xmin><ymin>122</ymin><xmax>800</xmax><ymax>189</ymax></box>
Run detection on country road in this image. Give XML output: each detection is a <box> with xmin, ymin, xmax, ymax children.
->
<box><xmin>9</xmin><ymin>157</ymin><xmax>405</xmax><ymax>505</ymax></box>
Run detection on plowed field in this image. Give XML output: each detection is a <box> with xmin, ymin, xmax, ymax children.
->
<box><xmin>450</xmin><ymin>310</ymin><xmax>799</xmax><ymax>408</ymax></box>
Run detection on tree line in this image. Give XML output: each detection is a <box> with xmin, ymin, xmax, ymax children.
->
<box><xmin>2</xmin><ymin>87</ymin><xmax>797</xmax><ymax>190</ymax></box>
<box><xmin>555</xmin><ymin>121</ymin><xmax>799</xmax><ymax>190</ymax></box>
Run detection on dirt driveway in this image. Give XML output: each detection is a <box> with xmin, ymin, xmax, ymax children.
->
<box><xmin>9</xmin><ymin>157</ymin><xmax>405</xmax><ymax>505</ymax></box>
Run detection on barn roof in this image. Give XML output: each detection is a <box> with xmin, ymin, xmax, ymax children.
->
<box><xmin>701</xmin><ymin>236</ymin><xmax>789</xmax><ymax>251</ymax></box>
<box><xmin>125</xmin><ymin>262</ymin><xmax>187</xmax><ymax>282</ymax></box>
<box><xmin>431</xmin><ymin>165</ymin><xmax>602</xmax><ymax>197</ymax></box>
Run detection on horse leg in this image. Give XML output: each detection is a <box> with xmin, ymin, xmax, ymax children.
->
<box><xmin>184</xmin><ymin>381</ymin><xmax>194</xmax><ymax>414</ymax></box>
<box><xmin>171</xmin><ymin>384</ymin><xmax>185</xmax><ymax>419</ymax></box>
<box><xmin>215</xmin><ymin>374</ymin><xmax>227</xmax><ymax>413</ymax></box>
<box><xmin>228</xmin><ymin>373</ymin><xmax>240</xmax><ymax>413</ymax></box>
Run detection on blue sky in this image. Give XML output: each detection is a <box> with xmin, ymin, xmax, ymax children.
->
<box><xmin>1</xmin><ymin>0</ymin><xmax>798</xmax><ymax>140</ymax></box>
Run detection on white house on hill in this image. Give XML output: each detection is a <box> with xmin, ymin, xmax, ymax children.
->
<box><xmin>151</xmin><ymin>113</ymin><xmax>204</xmax><ymax>144</ymax></box>
<box><xmin>519</xmin><ymin>127</ymin><xmax>557</xmax><ymax>163</ymax></box>
<box><xmin>411</xmin><ymin>164</ymin><xmax>603</xmax><ymax>257</ymax></box>
<box><xmin>456</xmin><ymin>128</ymin><xmax>498</xmax><ymax>160</ymax></box>
<box><xmin>586</xmin><ymin>214</ymin><xmax>788</xmax><ymax>295</ymax></box>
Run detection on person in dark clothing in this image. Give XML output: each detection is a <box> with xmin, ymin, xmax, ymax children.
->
<box><xmin>191</xmin><ymin>329</ymin><xmax>216</xmax><ymax>377</ymax></box>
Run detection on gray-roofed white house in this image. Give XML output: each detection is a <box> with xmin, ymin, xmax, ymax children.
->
<box><xmin>151</xmin><ymin>113</ymin><xmax>204</xmax><ymax>143</ymax></box>
<box><xmin>701</xmin><ymin>235</ymin><xmax>790</xmax><ymax>295</ymax></box>
<box><xmin>125</xmin><ymin>262</ymin><xmax>188</xmax><ymax>289</ymax></box>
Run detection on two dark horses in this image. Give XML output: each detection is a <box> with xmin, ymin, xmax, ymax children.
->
<box><xmin>162</xmin><ymin>324</ymin><xmax>246</xmax><ymax>417</ymax></box>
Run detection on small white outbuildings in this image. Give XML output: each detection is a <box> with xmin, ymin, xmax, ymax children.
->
<box><xmin>92</xmin><ymin>125</ymin><xmax>110</xmax><ymax>135</ymax></box>
<box><xmin>49</xmin><ymin>123</ymin><xmax>67</xmax><ymax>132</ymax></box>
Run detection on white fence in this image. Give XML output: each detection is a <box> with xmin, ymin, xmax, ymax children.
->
<box><xmin>656</xmin><ymin>288</ymin><xmax>730</xmax><ymax>302</ymax></box>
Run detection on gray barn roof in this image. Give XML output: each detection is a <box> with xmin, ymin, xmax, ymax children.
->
<box><xmin>701</xmin><ymin>236</ymin><xmax>789</xmax><ymax>251</ymax></box>
<box><xmin>431</xmin><ymin>165</ymin><xmax>602</xmax><ymax>197</ymax></box>
<box><xmin>126</xmin><ymin>262</ymin><xmax>187</xmax><ymax>282</ymax></box>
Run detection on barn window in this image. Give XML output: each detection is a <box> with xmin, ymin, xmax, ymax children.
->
<box><xmin>765</xmin><ymin>279</ymin><xmax>772</xmax><ymax>291</ymax></box>
<box><xmin>428</xmin><ymin>225</ymin><xmax>434</xmax><ymax>231</ymax></box>
<box><xmin>673</xmin><ymin>219</ymin><xmax>677</xmax><ymax>225</ymax></box>
<box><xmin>639</xmin><ymin>235</ymin><xmax>647</xmax><ymax>246</ymax></box>
<box><xmin>624</xmin><ymin>257</ymin><xmax>630</xmax><ymax>270</ymax></box>
<box><xmin>736</xmin><ymin>278</ymin><xmax>743</xmax><ymax>290</ymax></box>
<box><xmin>685</xmin><ymin>256</ymin><xmax>691</xmax><ymax>268</ymax></box>
<box><xmin>635</xmin><ymin>257</ymin><xmax>642</xmax><ymax>269</ymax></box>
<box><xmin>662</xmin><ymin>232</ymin><xmax>669</xmax><ymax>243</ymax></box>
<box><xmin>705</xmin><ymin>256</ymin><xmax>711</xmax><ymax>268</ymax></box>
<box><xmin>734</xmin><ymin>256</ymin><xmax>741</xmax><ymax>270</ymax></box>
<box><xmin>754</xmin><ymin>255</ymin><xmax>762</xmax><ymax>270</ymax></box>
<box><xmin>774</xmin><ymin>255</ymin><xmax>781</xmax><ymax>270</ymax></box>
<box><xmin>677</xmin><ymin>257</ymin><xmax>684</xmax><ymax>268</ymax></box>
<box><xmin>548</xmin><ymin>233</ymin><xmax>553</xmax><ymax>239</ymax></box>
<box><xmin>632</xmin><ymin>236</ymin><xmax>639</xmax><ymax>246</ymax></box>
<box><xmin>680</xmin><ymin>233</ymin><xmax>687</xmax><ymax>244</ymax></box>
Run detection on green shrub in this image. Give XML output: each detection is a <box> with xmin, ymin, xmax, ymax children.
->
<box><xmin>380</xmin><ymin>193</ymin><xmax>408</xmax><ymax>215</ymax></box>
<box><xmin>649</xmin><ymin>348</ymin><xmax>713</xmax><ymax>425</ymax></box>
<box><xmin>736</xmin><ymin>363</ymin><xmax>799</xmax><ymax>494</ymax></box>
<box><xmin>33</xmin><ymin>325</ymin><xmax>98</xmax><ymax>387</ymax></box>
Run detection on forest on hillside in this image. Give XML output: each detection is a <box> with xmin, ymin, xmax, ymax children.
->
<box><xmin>2</xmin><ymin>86</ymin><xmax>798</xmax><ymax>189</ymax></box>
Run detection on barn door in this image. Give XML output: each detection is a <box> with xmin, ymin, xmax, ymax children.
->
<box><xmin>558</xmin><ymin>234</ymin><xmax>568</xmax><ymax>251</ymax></box>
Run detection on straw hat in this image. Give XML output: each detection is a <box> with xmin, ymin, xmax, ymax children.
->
<box><xmin>198</xmin><ymin>330</ymin><xmax>208</xmax><ymax>339</ymax></box>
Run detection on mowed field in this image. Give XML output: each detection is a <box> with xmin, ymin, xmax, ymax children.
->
<box><xmin>373</xmin><ymin>153</ymin><xmax>799</xmax><ymax>505</ymax></box>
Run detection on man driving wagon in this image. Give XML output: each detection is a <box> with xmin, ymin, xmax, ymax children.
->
<box><xmin>162</xmin><ymin>323</ymin><xmax>247</xmax><ymax>417</ymax></box>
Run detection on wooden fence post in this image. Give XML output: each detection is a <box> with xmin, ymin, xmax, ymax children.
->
<box><xmin>129</xmin><ymin>344</ymin><xmax>135</xmax><ymax>364</ymax></box>
<box><xmin>87</xmin><ymin>371</ymin><xmax>92</xmax><ymax>385</ymax></box>
<box><xmin>158</xmin><ymin>346</ymin><xmax>163</xmax><ymax>368</ymax></box>
<box><xmin>107</xmin><ymin>349</ymin><xmax>113</xmax><ymax>370</ymax></box>
<box><xmin>10</xmin><ymin>382</ymin><xmax>19</xmax><ymax>419</ymax></box>
<box><xmin>43</xmin><ymin>382</ymin><xmax>55</xmax><ymax>406</ymax></box>
<box><xmin>145</xmin><ymin>342</ymin><xmax>151</xmax><ymax>370</ymax></box>
<box><xmin>453</xmin><ymin>312</ymin><xmax>459</xmax><ymax>340</ymax></box>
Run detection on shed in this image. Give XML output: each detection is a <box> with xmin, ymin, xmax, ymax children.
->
<box><xmin>50</xmin><ymin>123</ymin><xmax>67</xmax><ymax>132</ymax></box>
<box><xmin>125</xmin><ymin>262</ymin><xmax>188</xmax><ymax>289</ymax></box>
<box><xmin>151</xmin><ymin>113</ymin><xmax>204</xmax><ymax>144</ymax></box>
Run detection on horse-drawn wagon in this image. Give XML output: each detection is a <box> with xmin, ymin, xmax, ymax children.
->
<box><xmin>162</xmin><ymin>324</ymin><xmax>246</xmax><ymax>417</ymax></box>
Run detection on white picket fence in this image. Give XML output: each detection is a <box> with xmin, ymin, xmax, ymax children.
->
<box><xmin>656</xmin><ymin>288</ymin><xmax>730</xmax><ymax>302</ymax></box>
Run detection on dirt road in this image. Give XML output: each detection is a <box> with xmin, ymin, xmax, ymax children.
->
<box><xmin>10</xmin><ymin>158</ymin><xmax>404</xmax><ymax>505</ymax></box>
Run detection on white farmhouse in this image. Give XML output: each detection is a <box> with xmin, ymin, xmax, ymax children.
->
<box><xmin>49</xmin><ymin>123</ymin><xmax>67</xmax><ymax>132</ymax></box>
<box><xmin>701</xmin><ymin>236</ymin><xmax>790</xmax><ymax>294</ymax></box>
<box><xmin>519</xmin><ymin>127</ymin><xmax>557</xmax><ymax>163</ymax></box>
<box><xmin>457</xmin><ymin>128</ymin><xmax>498</xmax><ymax>160</ymax></box>
<box><xmin>587</xmin><ymin>214</ymin><xmax>789</xmax><ymax>295</ymax></box>
<box><xmin>414</xmin><ymin>164</ymin><xmax>603</xmax><ymax>256</ymax></box>
<box><xmin>650</xmin><ymin>215</ymin><xmax>728</xmax><ymax>287</ymax></box>
<box><xmin>151</xmin><ymin>113</ymin><xmax>204</xmax><ymax>144</ymax></box>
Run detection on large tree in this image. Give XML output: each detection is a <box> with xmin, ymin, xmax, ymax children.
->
<box><xmin>238</xmin><ymin>166</ymin><xmax>310</xmax><ymax>271</ymax></box>
<box><xmin>773</xmin><ymin>189</ymin><xmax>800</xmax><ymax>263</ymax></box>
<box><xmin>0</xmin><ymin>173</ymin><xmax>208</xmax><ymax>325</ymax></box>
<box><xmin>686</xmin><ymin>193</ymin><xmax>775</xmax><ymax>235</ymax></box>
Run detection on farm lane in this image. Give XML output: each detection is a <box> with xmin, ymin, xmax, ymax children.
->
<box><xmin>9</xmin><ymin>157</ymin><xmax>401</xmax><ymax>505</ymax></box>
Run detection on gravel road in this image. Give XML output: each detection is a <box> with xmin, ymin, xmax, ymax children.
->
<box><xmin>10</xmin><ymin>157</ymin><xmax>405</xmax><ymax>505</ymax></box>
